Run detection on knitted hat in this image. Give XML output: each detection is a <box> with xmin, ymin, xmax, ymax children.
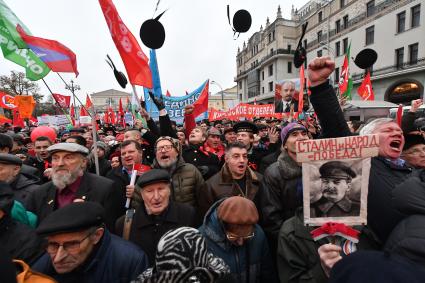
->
<box><xmin>403</xmin><ymin>134</ymin><xmax>425</xmax><ymax>151</ymax></box>
<box><xmin>155</xmin><ymin>136</ymin><xmax>181</xmax><ymax>154</ymax></box>
<box><xmin>280</xmin><ymin>122</ymin><xmax>307</xmax><ymax>146</ymax></box>
<box><xmin>92</xmin><ymin>141</ymin><xmax>108</xmax><ymax>152</ymax></box>
<box><xmin>217</xmin><ymin>196</ymin><xmax>258</xmax><ymax>225</ymax></box>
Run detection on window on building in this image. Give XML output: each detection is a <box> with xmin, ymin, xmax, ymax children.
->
<box><xmin>262</xmin><ymin>71</ymin><xmax>264</xmax><ymax>80</ymax></box>
<box><xmin>272</xmin><ymin>30</ymin><xmax>275</xmax><ymax>41</ymax></box>
<box><xmin>268</xmin><ymin>64</ymin><xmax>273</xmax><ymax>76</ymax></box>
<box><xmin>268</xmin><ymin>33</ymin><xmax>272</xmax><ymax>43</ymax></box>
<box><xmin>397</xmin><ymin>11</ymin><xmax>406</xmax><ymax>33</ymax></box>
<box><xmin>317</xmin><ymin>50</ymin><xmax>323</xmax><ymax>57</ymax></box>
<box><xmin>268</xmin><ymin>82</ymin><xmax>273</xmax><ymax>92</ymax></box>
<box><xmin>335</xmin><ymin>67</ymin><xmax>340</xmax><ymax>84</ymax></box>
<box><xmin>395</xmin><ymin>47</ymin><xmax>404</xmax><ymax>68</ymax></box>
<box><xmin>317</xmin><ymin>30</ymin><xmax>323</xmax><ymax>43</ymax></box>
<box><xmin>336</xmin><ymin>41</ymin><xmax>341</xmax><ymax>56</ymax></box>
<box><xmin>343</xmin><ymin>15</ymin><xmax>349</xmax><ymax>29</ymax></box>
<box><xmin>343</xmin><ymin>38</ymin><xmax>348</xmax><ymax>53</ymax></box>
<box><xmin>318</xmin><ymin>11</ymin><xmax>323</xmax><ymax>22</ymax></box>
<box><xmin>238</xmin><ymin>81</ymin><xmax>242</xmax><ymax>89</ymax></box>
<box><xmin>288</xmin><ymin>62</ymin><xmax>292</xmax><ymax>73</ymax></box>
<box><xmin>409</xmin><ymin>43</ymin><xmax>419</xmax><ymax>64</ymax></box>
<box><xmin>366</xmin><ymin>26</ymin><xmax>374</xmax><ymax>45</ymax></box>
<box><xmin>270</xmin><ymin>48</ymin><xmax>274</xmax><ymax>55</ymax></box>
<box><xmin>335</xmin><ymin>20</ymin><xmax>341</xmax><ymax>33</ymax></box>
<box><xmin>366</xmin><ymin>1</ymin><xmax>375</xmax><ymax>17</ymax></box>
<box><xmin>411</xmin><ymin>4</ymin><xmax>421</xmax><ymax>28</ymax></box>
<box><xmin>288</xmin><ymin>44</ymin><xmax>292</xmax><ymax>52</ymax></box>
<box><xmin>262</xmin><ymin>87</ymin><xmax>265</xmax><ymax>94</ymax></box>
<box><xmin>340</xmin><ymin>0</ymin><xmax>345</xmax><ymax>9</ymax></box>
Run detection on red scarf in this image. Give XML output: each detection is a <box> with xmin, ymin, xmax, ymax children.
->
<box><xmin>203</xmin><ymin>142</ymin><xmax>225</xmax><ymax>159</ymax></box>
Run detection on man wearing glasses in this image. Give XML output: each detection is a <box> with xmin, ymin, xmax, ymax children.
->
<box><xmin>199</xmin><ymin>196</ymin><xmax>278</xmax><ymax>283</ymax></box>
<box><xmin>32</xmin><ymin>201</ymin><xmax>149</xmax><ymax>282</ymax></box>
<box><xmin>402</xmin><ymin>134</ymin><xmax>425</xmax><ymax>169</ymax></box>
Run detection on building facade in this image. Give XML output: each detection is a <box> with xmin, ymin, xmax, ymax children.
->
<box><xmin>90</xmin><ymin>89</ymin><xmax>131</xmax><ymax>112</ymax></box>
<box><xmin>236</xmin><ymin>0</ymin><xmax>424</xmax><ymax>105</ymax></box>
<box><xmin>208</xmin><ymin>85</ymin><xmax>239</xmax><ymax>111</ymax></box>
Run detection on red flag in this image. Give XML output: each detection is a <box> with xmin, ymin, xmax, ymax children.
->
<box><xmin>80</xmin><ymin>106</ymin><xmax>89</xmax><ymax>117</ymax></box>
<box><xmin>86</xmin><ymin>95</ymin><xmax>93</xmax><ymax>109</ymax></box>
<box><xmin>339</xmin><ymin>55</ymin><xmax>349</xmax><ymax>94</ymax></box>
<box><xmin>357</xmin><ymin>71</ymin><xmax>375</xmax><ymax>101</ymax></box>
<box><xmin>70</xmin><ymin>104</ymin><xmax>75</xmax><ymax>126</ymax></box>
<box><xmin>165</xmin><ymin>90</ymin><xmax>171</xmax><ymax>97</ymax></box>
<box><xmin>307</xmin><ymin>78</ymin><xmax>312</xmax><ymax>96</ymax></box>
<box><xmin>192</xmin><ymin>81</ymin><xmax>209</xmax><ymax>118</ymax></box>
<box><xmin>0</xmin><ymin>91</ymin><xmax>16</xmax><ymax>109</ymax></box>
<box><xmin>295</xmin><ymin>66</ymin><xmax>305</xmax><ymax>119</ymax></box>
<box><xmin>52</xmin><ymin>93</ymin><xmax>70</xmax><ymax>108</ymax></box>
<box><xmin>17</xmin><ymin>25</ymin><xmax>79</xmax><ymax>76</ymax></box>
<box><xmin>118</xmin><ymin>98</ymin><xmax>125</xmax><ymax>127</ymax></box>
<box><xmin>99</xmin><ymin>0</ymin><xmax>152</xmax><ymax>88</ymax></box>
<box><xmin>12</xmin><ymin>109</ymin><xmax>25</xmax><ymax>127</ymax></box>
<box><xmin>396</xmin><ymin>104</ymin><xmax>403</xmax><ymax>126</ymax></box>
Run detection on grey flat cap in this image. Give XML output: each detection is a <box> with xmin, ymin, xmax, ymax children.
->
<box><xmin>0</xmin><ymin>153</ymin><xmax>23</xmax><ymax>166</ymax></box>
<box><xmin>47</xmin><ymin>142</ymin><xmax>89</xmax><ymax>156</ymax></box>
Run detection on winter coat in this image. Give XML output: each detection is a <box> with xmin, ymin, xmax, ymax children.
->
<box><xmin>182</xmin><ymin>144</ymin><xmax>221</xmax><ymax>180</ymax></box>
<box><xmin>309</xmin><ymin>81</ymin><xmax>415</xmax><ymax>243</ymax></box>
<box><xmin>199</xmin><ymin>164</ymin><xmax>262</xmax><ymax>218</ymax></box>
<box><xmin>199</xmin><ymin>200</ymin><xmax>278</xmax><ymax>283</ymax></box>
<box><xmin>153</xmin><ymin>156</ymin><xmax>206</xmax><ymax>208</ymax></box>
<box><xmin>9</xmin><ymin>173</ymin><xmax>40</xmax><ymax>208</ymax></box>
<box><xmin>277</xmin><ymin>209</ymin><xmax>381</xmax><ymax>283</ymax></box>
<box><xmin>0</xmin><ymin>216</ymin><xmax>44</xmax><ymax>265</ymax></box>
<box><xmin>115</xmin><ymin>201</ymin><xmax>197</xmax><ymax>265</ymax></box>
<box><xmin>259</xmin><ymin>150</ymin><xmax>303</xmax><ymax>247</ymax></box>
<box><xmin>88</xmin><ymin>156</ymin><xmax>111</xmax><ymax>177</ymax></box>
<box><xmin>26</xmin><ymin>172</ymin><xmax>124</xmax><ymax>232</ymax></box>
<box><xmin>106</xmin><ymin>166</ymin><xmax>133</xmax><ymax>209</ymax></box>
<box><xmin>32</xmin><ymin>230</ymin><xmax>149</xmax><ymax>283</ymax></box>
<box><xmin>258</xmin><ymin>149</ymin><xmax>281</xmax><ymax>174</ymax></box>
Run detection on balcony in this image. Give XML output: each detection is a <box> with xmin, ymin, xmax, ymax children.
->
<box><xmin>351</xmin><ymin>57</ymin><xmax>425</xmax><ymax>81</ymax></box>
<box><xmin>235</xmin><ymin>48</ymin><xmax>295</xmax><ymax>80</ymax></box>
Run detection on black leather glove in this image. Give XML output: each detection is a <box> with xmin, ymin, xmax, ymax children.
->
<box><xmin>148</xmin><ymin>91</ymin><xmax>165</xmax><ymax>111</ymax></box>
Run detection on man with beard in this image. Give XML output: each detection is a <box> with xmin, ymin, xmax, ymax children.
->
<box><xmin>310</xmin><ymin>161</ymin><xmax>359</xmax><ymax>218</ymax></box>
<box><xmin>26</xmin><ymin>143</ymin><xmax>122</xmax><ymax>232</ymax></box>
<box><xmin>152</xmin><ymin>136</ymin><xmax>205</xmax><ymax>211</ymax></box>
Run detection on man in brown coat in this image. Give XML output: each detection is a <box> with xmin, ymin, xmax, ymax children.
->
<box><xmin>198</xmin><ymin>142</ymin><xmax>262</xmax><ymax>217</ymax></box>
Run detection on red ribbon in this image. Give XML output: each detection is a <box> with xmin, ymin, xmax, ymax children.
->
<box><xmin>310</xmin><ymin>222</ymin><xmax>360</xmax><ymax>243</ymax></box>
<box><xmin>248</xmin><ymin>162</ymin><xmax>257</xmax><ymax>171</ymax></box>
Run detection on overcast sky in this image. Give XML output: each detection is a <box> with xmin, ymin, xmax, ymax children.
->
<box><xmin>0</xmin><ymin>0</ymin><xmax>307</xmax><ymax>101</ymax></box>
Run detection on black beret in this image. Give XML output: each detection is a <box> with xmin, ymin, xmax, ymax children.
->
<box><xmin>36</xmin><ymin>202</ymin><xmax>105</xmax><ymax>236</ymax></box>
<box><xmin>69</xmin><ymin>128</ymin><xmax>85</xmax><ymax>134</ymax></box>
<box><xmin>403</xmin><ymin>134</ymin><xmax>425</xmax><ymax>151</ymax></box>
<box><xmin>0</xmin><ymin>182</ymin><xmax>14</xmax><ymax>215</ymax></box>
<box><xmin>0</xmin><ymin>153</ymin><xmax>22</xmax><ymax>166</ymax></box>
<box><xmin>233</xmin><ymin>121</ymin><xmax>258</xmax><ymax>134</ymax></box>
<box><xmin>257</xmin><ymin>124</ymin><xmax>268</xmax><ymax>131</ymax></box>
<box><xmin>136</xmin><ymin>169</ymin><xmax>170</xmax><ymax>188</ymax></box>
<box><xmin>319</xmin><ymin>161</ymin><xmax>356</xmax><ymax>180</ymax></box>
<box><xmin>223</xmin><ymin>127</ymin><xmax>235</xmax><ymax>135</ymax></box>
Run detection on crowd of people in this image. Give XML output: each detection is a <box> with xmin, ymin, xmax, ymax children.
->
<box><xmin>1</xmin><ymin>57</ymin><xmax>425</xmax><ymax>283</ymax></box>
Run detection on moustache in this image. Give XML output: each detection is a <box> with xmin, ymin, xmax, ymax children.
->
<box><xmin>323</xmin><ymin>188</ymin><xmax>337</xmax><ymax>195</ymax></box>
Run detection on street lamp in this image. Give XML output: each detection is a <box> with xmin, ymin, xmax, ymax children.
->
<box><xmin>210</xmin><ymin>80</ymin><xmax>224</xmax><ymax>110</ymax></box>
<box><xmin>65</xmin><ymin>79</ymin><xmax>81</xmax><ymax>118</ymax></box>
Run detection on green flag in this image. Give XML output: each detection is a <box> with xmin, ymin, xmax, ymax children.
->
<box><xmin>0</xmin><ymin>0</ymin><xmax>50</xmax><ymax>80</ymax></box>
<box><xmin>342</xmin><ymin>42</ymin><xmax>352</xmax><ymax>100</ymax></box>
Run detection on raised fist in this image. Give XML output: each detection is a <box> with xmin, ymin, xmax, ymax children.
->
<box><xmin>308</xmin><ymin>57</ymin><xmax>335</xmax><ymax>87</ymax></box>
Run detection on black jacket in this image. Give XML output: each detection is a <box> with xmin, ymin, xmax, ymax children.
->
<box><xmin>106</xmin><ymin>166</ymin><xmax>139</xmax><ymax>209</ymax></box>
<box><xmin>9</xmin><ymin>172</ymin><xmax>40</xmax><ymax>208</ymax></box>
<box><xmin>26</xmin><ymin>172</ymin><xmax>124</xmax><ymax>232</ymax></box>
<box><xmin>33</xmin><ymin>229</ymin><xmax>149</xmax><ymax>283</ymax></box>
<box><xmin>258</xmin><ymin>149</ymin><xmax>281</xmax><ymax>175</ymax></box>
<box><xmin>0</xmin><ymin>216</ymin><xmax>44</xmax><ymax>265</ymax></box>
<box><xmin>115</xmin><ymin>201</ymin><xmax>197</xmax><ymax>265</ymax></box>
<box><xmin>88</xmin><ymin>157</ymin><xmax>111</xmax><ymax>177</ymax></box>
<box><xmin>182</xmin><ymin>144</ymin><xmax>221</xmax><ymax>180</ymax></box>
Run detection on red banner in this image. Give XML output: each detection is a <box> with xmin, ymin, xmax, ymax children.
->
<box><xmin>52</xmin><ymin>93</ymin><xmax>71</xmax><ymax>108</ymax></box>
<box><xmin>0</xmin><ymin>91</ymin><xmax>16</xmax><ymax>109</ymax></box>
<box><xmin>209</xmin><ymin>103</ymin><xmax>286</xmax><ymax>121</ymax></box>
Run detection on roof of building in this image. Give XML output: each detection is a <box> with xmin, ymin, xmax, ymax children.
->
<box><xmin>90</xmin><ymin>89</ymin><xmax>131</xmax><ymax>97</ymax></box>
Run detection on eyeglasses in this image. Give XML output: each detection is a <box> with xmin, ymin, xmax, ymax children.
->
<box><xmin>226</xmin><ymin>232</ymin><xmax>255</xmax><ymax>241</ymax></box>
<box><xmin>156</xmin><ymin>145</ymin><xmax>174</xmax><ymax>152</ymax></box>
<box><xmin>46</xmin><ymin>231</ymin><xmax>94</xmax><ymax>254</ymax></box>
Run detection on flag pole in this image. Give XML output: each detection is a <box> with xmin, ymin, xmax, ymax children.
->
<box><xmin>56</xmin><ymin>73</ymin><xmax>92</xmax><ymax>118</ymax></box>
<box><xmin>132</xmin><ymin>85</ymin><xmax>147</xmax><ymax>128</ymax></box>
<box><xmin>89</xmin><ymin>103</ymin><xmax>100</xmax><ymax>176</ymax></box>
<box><xmin>41</xmin><ymin>78</ymin><xmax>73</xmax><ymax>124</ymax></box>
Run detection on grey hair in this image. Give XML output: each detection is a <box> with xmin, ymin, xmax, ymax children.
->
<box><xmin>359</xmin><ymin>118</ymin><xmax>395</xmax><ymax>135</ymax></box>
<box><xmin>282</xmin><ymin>80</ymin><xmax>296</xmax><ymax>87</ymax></box>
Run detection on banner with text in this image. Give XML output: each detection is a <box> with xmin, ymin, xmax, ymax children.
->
<box><xmin>209</xmin><ymin>103</ymin><xmax>287</xmax><ymax>121</ymax></box>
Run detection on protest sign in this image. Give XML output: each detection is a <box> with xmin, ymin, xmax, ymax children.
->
<box><xmin>37</xmin><ymin>115</ymin><xmax>70</xmax><ymax>127</ymax></box>
<box><xmin>209</xmin><ymin>103</ymin><xmax>286</xmax><ymax>121</ymax></box>
<box><xmin>296</xmin><ymin>134</ymin><xmax>379</xmax><ymax>226</ymax></box>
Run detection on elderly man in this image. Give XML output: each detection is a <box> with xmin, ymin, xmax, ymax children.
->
<box><xmin>401</xmin><ymin>134</ymin><xmax>425</xmax><ymax>169</ymax></box>
<box><xmin>115</xmin><ymin>169</ymin><xmax>197</xmax><ymax>265</ymax></box>
<box><xmin>0</xmin><ymin>153</ymin><xmax>39</xmax><ymax>207</ymax></box>
<box><xmin>311</xmin><ymin>161</ymin><xmax>359</xmax><ymax>218</ymax></box>
<box><xmin>152</xmin><ymin>136</ymin><xmax>205</xmax><ymax>209</ymax></box>
<box><xmin>307</xmin><ymin>56</ymin><xmax>418</xmax><ymax>276</ymax></box>
<box><xmin>275</xmin><ymin>80</ymin><xmax>297</xmax><ymax>113</ymax></box>
<box><xmin>199</xmin><ymin>142</ymin><xmax>262</xmax><ymax>217</ymax></box>
<box><xmin>26</xmin><ymin>143</ymin><xmax>123</xmax><ymax>231</ymax></box>
<box><xmin>32</xmin><ymin>202</ymin><xmax>149</xmax><ymax>282</ymax></box>
<box><xmin>199</xmin><ymin>196</ymin><xmax>277</xmax><ymax>282</ymax></box>
<box><xmin>204</xmin><ymin>127</ymin><xmax>225</xmax><ymax>159</ymax></box>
